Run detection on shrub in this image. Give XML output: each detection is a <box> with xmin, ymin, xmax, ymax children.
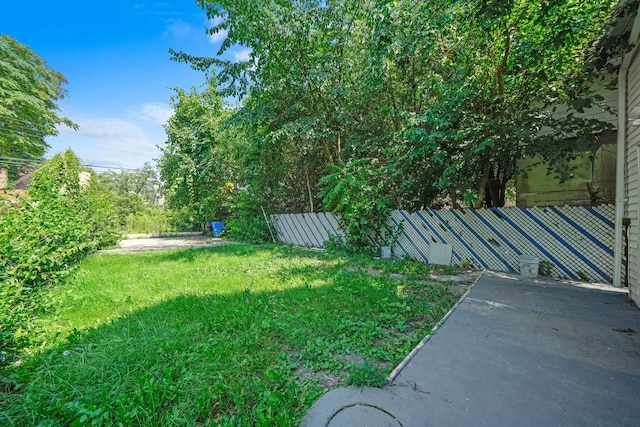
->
<box><xmin>319</xmin><ymin>160</ymin><xmax>392</xmax><ymax>255</ymax></box>
<box><xmin>0</xmin><ymin>151</ymin><xmax>119</xmax><ymax>363</ymax></box>
<box><xmin>123</xmin><ymin>206</ymin><xmax>175</xmax><ymax>234</ymax></box>
<box><xmin>220</xmin><ymin>189</ymin><xmax>272</xmax><ymax>244</ymax></box>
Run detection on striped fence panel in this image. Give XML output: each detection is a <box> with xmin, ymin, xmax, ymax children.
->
<box><xmin>270</xmin><ymin>212</ymin><xmax>345</xmax><ymax>247</ymax></box>
<box><xmin>271</xmin><ymin>204</ymin><xmax>620</xmax><ymax>284</ymax></box>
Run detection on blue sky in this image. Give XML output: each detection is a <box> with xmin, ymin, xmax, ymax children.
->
<box><xmin>1</xmin><ymin>0</ymin><xmax>245</xmax><ymax>170</ymax></box>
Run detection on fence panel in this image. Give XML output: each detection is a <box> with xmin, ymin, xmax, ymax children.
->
<box><xmin>270</xmin><ymin>212</ymin><xmax>345</xmax><ymax>247</ymax></box>
<box><xmin>271</xmin><ymin>205</ymin><xmax>620</xmax><ymax>283</ymax></box>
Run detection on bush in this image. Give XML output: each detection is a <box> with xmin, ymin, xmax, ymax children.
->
<box><xmin>319</xmin><ymin>160</ymin><xmax>392</xmax><ymax>255</ymax></box>
<box><xmin>223</xmin><ymin>215</ymin><xmax>271</xmax><ymax>244</ymax></box>
<box><xmin>123</xmin><ymin>206</ymin><xmax>175</xmax><ymax>234</ymax></box>
<box><xmin>0</xmin><ymin>151</ymin><xmax>119</xmax><ymax>363</ymax></box>
<box><xmin>220</xmin><ymin>189</ymin><xmax>272</xmax><ymax>244</ymax></box>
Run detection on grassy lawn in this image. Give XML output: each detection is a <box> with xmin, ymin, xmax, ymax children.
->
<box><xmin>1</xmin><ymin>244</ymin><xmax>471</xmax><ymax>426</ymax></box>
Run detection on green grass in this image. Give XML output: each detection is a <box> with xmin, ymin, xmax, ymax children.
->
<box><xmin>351</xmin><ymin>255</ymin><xmax>463</xmax><ymax>278</ymax></box>
<box><xmin>1</xmin><ymin>244</ymin><xmax>468</xmax><ymax>426</ymax></box>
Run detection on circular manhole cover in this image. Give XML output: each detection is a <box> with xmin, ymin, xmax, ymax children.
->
<box><xmin>329</xmin><ymin>404</ymin><xmax>402</xmax><ymax>427</ymax></box>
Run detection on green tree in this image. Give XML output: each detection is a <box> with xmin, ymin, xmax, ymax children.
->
<box><xmin>95</xmin><ymin>164</ymin><xmax>163</xmax><ymax>231</ymax></box>
<box><xmin>158</xmin><ymin>82</ymin><xmax>243</xmax><ymax>226</ymax></box>
<box><xmin>171</xmin><ymin>0</ymin><xmax>620</xmax><ymax>239</ymax></box>
<box><xmin>1</xmin><ymin>150</ymin><xmax>118</xmax><ymax>359</ymax></box>
<box><xmin>378</xmin><ymin>0</ymin><xmax>618</xmax><ymax>207</ymax></box>
<box><xmin>97</xmin><ymin>163</ymin><xmax>160</xmax><ymax>207</ymax></box>
<box><xmin>0</xmin><ymin>35</ymin><xmax>76</xmax><ymax>163</ymax></box>
<box><xmin>172</xmin><ymin>1</ymin><xmax>387</xmax><ymax>214</ymax></box>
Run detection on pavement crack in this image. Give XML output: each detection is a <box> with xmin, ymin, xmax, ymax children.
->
<box><xmin>411</xmin><ymin>381</ymin><xmax>431</xmax><ymax>394</ymax></box>
<box><xmin>612</xmin><ymin>327</ymin><xmax>635</xmax><ymax>334</ymax></box>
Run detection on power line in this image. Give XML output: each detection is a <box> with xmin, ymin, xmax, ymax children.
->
<box><xmin>49</xmin><ymin>138</ymin><xmax>163</xmax><ymax>155</ymax></box>
<box><xmin>0</xmin><ymin>156</ymin><xmax>139</xmax><ymax>171</ymax></box>
<box><xmin>0</xmin><ymin>156</ymin><xmax>42</xmax><ymax>163</ymax></box>
<box><xmin>0</xmin><ymin>160</ymin><xmax>34</xmax><ymax>167</ymax></box>
<box><xmin>0</xmin><ymin>128</ymin><xmax>164</xmax><ymax>150</ymax></box>
<box><xmin>0</xmin><ymin>127</ymin><xmax>51</xmax><ymax>140</ymax></box>
<box><xmin>82</xmin><ymin>164</ymin><xmax>138</xmax><ymax>171</ymax></box>
<box><xmin>0</xmin><ymin>115</ymin><xmax>67</xmax><ymax>128</ymax></box>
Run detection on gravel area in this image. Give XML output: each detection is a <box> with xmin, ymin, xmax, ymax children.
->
<box><xmin>100</xmin><ymin>235</ymin><xmax>234</xmax><ymax>254</ymax></box>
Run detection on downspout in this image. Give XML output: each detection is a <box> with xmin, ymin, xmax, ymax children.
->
<box><xmin>614</xmin><ymin>56</ymin><xmax>627</xmax><ymax>287</ymax></box>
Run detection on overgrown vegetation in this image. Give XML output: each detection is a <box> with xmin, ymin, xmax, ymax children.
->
<box><xmin>0</xmin><ymin>151</ymin><xmax>118</xmax><ymax>365</ymax></box>
<box><xmin>93</xmin><ymin>164</ymin><xmax>210</xmax><ymax>235</ymax></box>
<box><xmin>159</xmin><ymin>0</ymin><xmax>621</xmax><ymax>251</ymax></box>
<box><xmin>0</xmin><ymin>244</ymin><xmax>470</xmax><ymax>425</ymax></box>
<box><xmin>0</xmin><ymin>4</ymin><xmax>624</xmax><ymax>421</ymax></box>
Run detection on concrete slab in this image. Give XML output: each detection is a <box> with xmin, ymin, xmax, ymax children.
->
<box><xmin>99</xmin><ymin>235</ymin><xmax>235</xmax><ymax>254</ymax></box>
<box><xmin>300</xmin><ymin>271</ymin><xmax>640</xmax><ymax>427</ymax></box>
<box><xmin>428</xmin><ymin>243</ymin><xmax>452</xmax><ymax>265</ymax></box>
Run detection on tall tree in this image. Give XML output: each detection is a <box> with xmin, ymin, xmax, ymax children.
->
<box><xmin>0</xmin><ymin>35</ymin><xmax>76</xmax><ymax>163</ymax></box>
<box><xmin>158</xmin><ymin>82</ymin><xmax>244</xmax><ymax>224</ymax></box>
<box><xmin>97</xmin><ymin>163</ymin><xmax>160</xmax><ymax>205</ymax></box>
<box><xmin>172</xmin><ymin>1</ymin><xmax>390</xmax><ymax>213</ymax></box>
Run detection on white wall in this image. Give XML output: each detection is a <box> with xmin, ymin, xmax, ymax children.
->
<box><xmin>625</xmin><ymin>47</ymin><xmax>640</xmax><ymax>304</ymax></box>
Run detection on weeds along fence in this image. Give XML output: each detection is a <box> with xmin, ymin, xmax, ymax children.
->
<box><xmin>270</xmin><ymin>205</ymin><xmax>620</xmax><ymax>284</ymax></box>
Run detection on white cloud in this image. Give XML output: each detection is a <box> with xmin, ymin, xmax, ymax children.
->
<box><xmin>49</xmin><ymin>116</ymin><xmax>163</xmax><ymax>170</ymax></box>
<box><xmin>166</xmin><ymin>19</ymin><xmax>192</xmax><ymax>40</ymax></box>
<box><xmin>136</xmin><ymin>103</ymin><xmax>174</xmax><ymax>125</ymax></box>
<box><xmin>208</xmin><ymin>28</ymin><xmax>228</xmax><ymax>43</ymax></box>
<box><xmin>60</xmin><ymin>118</ymin><xmax>145</xmax><ymax>139</ymax></box>
<box><xmin>233</xmin><ymin>48</ymin><xmax>252</xmax><ymax>63</ymax></box>
<box><xmin>208</xmin><ymin>17</ymin><xmax>228</xmax><ymax>43</ymax></box>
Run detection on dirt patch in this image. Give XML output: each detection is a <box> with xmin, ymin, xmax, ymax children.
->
<box><xmin>345</xmin><ymin>265</ymin><xmax>481</xmax><ymax>296</ymax></box>
<box><xmin>294</xmin><ymin>365</ymin><xmax>343</xmax><ymax>390</ymax></box>
<box><xmin>292</xmin><ymin>352</ymin><xmax>391</xmax><ymax>392</ymax></box>
<box><xmin>288</xmin><ymin>268</ymin><xmax>482</xmax><ymax>392</ymax></box>
<box><xmin>100</xmin><ymin>235</ymin><xmax>235</xmax><ymax>254</ymax></box>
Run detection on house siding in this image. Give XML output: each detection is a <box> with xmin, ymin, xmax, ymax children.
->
<box><xmin>517</xmin><ymin>85</ymin><xmax>618</xmax><ymax>208</ymax></box>
<box><xmin>625</xmin><ymin>47</ymin><xmax>640</xmax><ymax>304</ymax></box>
<box><xmin>516</xmin><ymin>141</ymin><xmax>616</xmax><ymax>207</ymax></box>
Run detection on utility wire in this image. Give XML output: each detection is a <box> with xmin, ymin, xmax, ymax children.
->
<box><xmin>0</xmin><ymin>128</ymin><xmax>163</xmax><ymax>149</ymax></box>
<box><xmin>0</xmin><ymin>130</ymin><xmax>163</xmax><ymax>157</ymax></box>
<box><xmin>0</xmin><ymin>156</ymin><xmax>42</xmax><ymax>163</ymax></box>
<box><xmin>0</xmin><ymin>156</ymin><xmax>138</xmax><ymax>171</ymax></box>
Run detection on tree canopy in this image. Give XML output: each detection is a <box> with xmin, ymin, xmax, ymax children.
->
<box><xmin>0</xmin><ymin>35</ymin><xmax>76</xmax><ymax>162</ymax></box>
<box><xmin>165</xmin><ymin>0</ymin><xmax>621</xmax><ymax>246</ymax></box>
<box><xmin>158</xmin><ymin>81</ymin><xmax>245</xmax><ymax>224</ymax></box>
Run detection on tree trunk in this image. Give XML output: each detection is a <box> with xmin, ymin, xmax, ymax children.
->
<box><xmin>449</xmin><ymin>187</ymin><xmax>459</xmax><ymax>209</ymax></box>
<box><xmin>483</xmin><ymin>162</ymin><xmax>513</xmax><ymax>208</ymax></box>
<box><xmin>475</xmin><ymin>157</ymin><xmax>491</xmax><ymax>208</ymax></box>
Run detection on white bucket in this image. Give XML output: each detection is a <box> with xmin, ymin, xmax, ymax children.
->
<box><xmin>381</xmin><ymin>246</ymin><xmax>392</xmax><ymax>259</ymax></box>
<box><xmin>518</xmin><ymin>255</ymin><xmax>539</xmax><ymax>277</ymax></box>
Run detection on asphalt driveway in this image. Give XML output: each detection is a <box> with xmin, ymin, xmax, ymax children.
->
<box><xmin>301</xmin><ymin>271</ymin><xmax>640</xmax><ymax>426</ymax></box>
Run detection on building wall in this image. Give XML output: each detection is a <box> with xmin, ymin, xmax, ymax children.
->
<box><xmin>540</xmin><ymin>88</ymin><xmax>618</xmax><ymax>133</ymax></box>
<box><xmin>517</xmin><ymin>140</ymin><xmax>617</xmax><ymax>207</ymax></box>
<box><xmin>517</xmin><ymin>86</ymin><xmax>618</xmax><ymax>208</ymax></box>
<box><xmin>625</xmin><ymin>47</ymin><xmax>640</xmax><ymax>304</ymax></box>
